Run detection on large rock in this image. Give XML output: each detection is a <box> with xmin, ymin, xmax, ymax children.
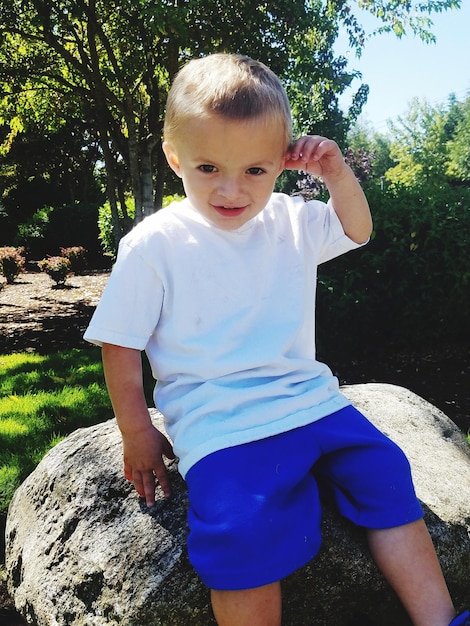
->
<box><xmin>5</xmin><ymin>384</ymin><xmax>470</xmax><ymax>626</ymax></box>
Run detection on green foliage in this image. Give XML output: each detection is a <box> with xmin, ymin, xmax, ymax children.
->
<box><xmin>356</xmin><ymin>0</ymin><xmax>461</xmax><ymax>42</ymax></box>
<box><xmin>446</xmin><ymin>96</ymin><xmax>470</xmax><ymax>181</ymax></box>
<box><xmin>98</xmin><ymin>196</ymin><xmax>135</xmax><ymax>257</ymax></box>
<box><xmin>386</xmin><ymin>98</ymin><xmax>451</xmax><ymax>190</ymax></box>
<box><xmin>14</xmin><ymin>202</ymin><xmax>104</xmax><ymax>267</ymax></box>
<box><xmin>0</xmin><ymin>246</ymin><xmax>26</xmax><ymax>283</ymax></box>
<box><xmin>0</xmin><ymin>117</ymin><xmax>102</xmax><ymax>245</ymax></box>
<box><xmin>316</xmin><ymin>182</ymin><xmax>470</xmax><ymax>358</ymax></box>
<box><xmin>347</xmin><ymin>121</ymin><xmax>395</xmax><ymax>179</ymax></box>
<box><xmin>0</xmin><ymin>349</ymin><xmax>112</xmax><ymax>514</ymax></box>
<box><xmin>38</xmin><ymin>255</ymin><xmax>72</xmax><ymax>285</ymax></box>
<box><xmin>15</xmin><ymin>206</ymin><xmax>53</xmax><ymax>256</ymax></box>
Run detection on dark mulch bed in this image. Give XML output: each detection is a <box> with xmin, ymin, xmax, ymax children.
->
<box><xmin>1</xmin><ymin>272</ymin><xmax>469</xmax><ymax>623</ymax></box>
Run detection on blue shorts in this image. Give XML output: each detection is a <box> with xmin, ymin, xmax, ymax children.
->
<box><xmin>185</xmin><ymin>405</ymin><xmax>423</xmax><ymax>590</ymax></box>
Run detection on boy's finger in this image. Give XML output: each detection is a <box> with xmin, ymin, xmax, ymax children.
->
<box><xmin>153</xmin><ymin>462</ymin><xmax>172</xmax><ymax>499</ymax></box>
<box><xmin>141</xmin><ymin>469</ymin><xmax>156</xmax><ymax>507</ymax></box>
<box><xmin>132</xmin><ymin>469</ymin><xmax>146</xmax><ymax>498</ymax></box>
<box><xmin>123</xmin><ymin>459</ymin><xmax>133</xmax><ymax>482</ymax></box>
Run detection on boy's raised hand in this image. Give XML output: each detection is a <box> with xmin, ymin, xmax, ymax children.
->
<box><xmin>284</xmin><ymin>135</ymin><xmax>346</xmax><ymax>181</ymax></box>
<box><xmin>284</xmin><ymin>134</ymin><xmax>372</xmax><ymax>245</ymax></box>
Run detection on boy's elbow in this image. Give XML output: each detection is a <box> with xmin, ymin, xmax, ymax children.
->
<box><xmin>360</xmin><ymin>220</ymin><xmax>373</xmax><ymax>244</ymax></box>
<box><xmin>348</xmin><ymin>218</ymin><xmax>373</xmax><ymax>245</ymax></box>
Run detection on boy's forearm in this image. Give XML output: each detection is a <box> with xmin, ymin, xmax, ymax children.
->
<box><xmin>324</xmin><ymin>163</ymin><xmax>373</xmax><ymax>244</ymax></box>
<box><xmin>102</xmin><ymin>343</ymin><xmax>152</xmax><ymax>435</ymax></box>
<box><xmin>102</xmin><ymin>343</ymin><xmax>174</xmax><ymax>502</ymax></box>
<box><xmin>285</xmin><ymin>136</ymin><xmax>372</xmax><ymax>244</ymax></box>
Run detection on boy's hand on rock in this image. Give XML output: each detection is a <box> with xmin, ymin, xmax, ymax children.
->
<box><xmin>122</xmin><ymin>425</ymin><xmax>175</xmax><ymax>505</ymax></box>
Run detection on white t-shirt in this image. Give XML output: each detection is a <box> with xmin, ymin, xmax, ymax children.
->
<box><xmin>84</xmin><ymin>193</ymin><xmax>364</xmax><ymax>477</ymax></box>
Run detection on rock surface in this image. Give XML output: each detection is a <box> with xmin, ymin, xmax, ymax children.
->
<box><xmin>5</xmin><ymin>384</ymin><xmax>470</xmax><ymax>626</ymax></box>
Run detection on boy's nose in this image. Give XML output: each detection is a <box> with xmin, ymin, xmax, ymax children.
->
<box><xmin>217</xmin><ymin>176</ymin><xmax>241</xmax><ymax>201</ymax></box>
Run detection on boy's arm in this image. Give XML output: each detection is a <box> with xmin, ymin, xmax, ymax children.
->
<box><xmin>102</xmin><ymin>343</ymin><xmax>175</xmax><ymax>505</ymax></box>
<box><xmin>285</xmin><ymin>135</ymin><xmax>373</xmax><ymax>244</ymax></box>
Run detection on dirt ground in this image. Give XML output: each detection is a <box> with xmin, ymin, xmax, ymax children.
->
<box><xmin>1</xmin><ymin>271</ymin><xmax>469</xmax><ymax>623</ymax></box>
<box><xmin>0</xmin><ymin>271</ymin><xmax>110</xmax><ymax>355</ymax></box>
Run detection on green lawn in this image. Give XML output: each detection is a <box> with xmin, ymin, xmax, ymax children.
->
<box><xmin>0</xmin><ymin>349</ymin><xmax>115</xmax><ymax>515</ymax></box>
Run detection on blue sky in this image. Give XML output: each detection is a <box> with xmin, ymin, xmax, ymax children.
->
<box><xmin>337</xmin><ymin>3</ymin><xmax>470</xmax><ymax>132</ymax></box>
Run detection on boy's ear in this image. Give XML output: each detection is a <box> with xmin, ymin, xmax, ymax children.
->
<box><xmin>162</xmin><ymin>141</ymin><xmax>182</xmax><ymax>178</ymax></box>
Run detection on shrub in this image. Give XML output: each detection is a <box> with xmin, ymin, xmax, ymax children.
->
<box><xmin>15</xmin><ymin>206</ymin><xmax>53</xmax><ymax>259</ymax></box>
<box><xmin>14</xmin><ymin>203</ymin><xmax>104</xmax><ymax>267</ymax></box>
<box><xmin>60</xmin><ymin>246</ymin><xmax>87</xmax><ymax>274</ymax></box>
<box><xmin>0</xmin><ymin>246</ymin><xmax>26</xmax><ymax>284</ymax></box>
<box><xmin>316</xmin><ymin>182</ymin><xmax>470</xmax><ymax>358</ymax></box>
<box><xmin>38</xmin><ymin>255</ymin><xmax>72</xmax><ymax>286</ymax></box>
<box><xmin>98</xmin><ymin>197</ymin><xmax>135</xmax><ymax>258</ymax></box>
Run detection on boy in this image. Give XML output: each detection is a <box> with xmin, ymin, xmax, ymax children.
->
<box><xmin>84</xmin><ymin>54</ymin><xmax>468</xmax><ymax>626</ymax></box>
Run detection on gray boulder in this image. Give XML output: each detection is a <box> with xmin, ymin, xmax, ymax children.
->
<box><xmin>5</xmin><ymin>384</ymin><xmax>470</xmax><ymax>625</ymax></box>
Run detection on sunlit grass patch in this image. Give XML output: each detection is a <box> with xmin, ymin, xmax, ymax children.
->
<box><xmin>0</xmin><ymin>348</ymin><xmax>113</xmax><ymax>515</ymax></box>
<box><xmin>0</xmin><ymin>350</ymin><xmax>105</xmax><ymax>396</ymax></box>
<box><xmin>0</xmin><ymin>417</ymin><xmax>29</xmax><ymax>439</ymax></box>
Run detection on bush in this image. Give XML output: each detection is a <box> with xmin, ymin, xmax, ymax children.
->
<box><xmin>15</xmin><ymin>206</ymin><xmax>53</xmax><ymax>259</ymax></box>
<box><xmin>38</xmin><ymin>255</ymin><xmax>72</xmax><ymax>286</ymax></box>
<box><xmin>98</xmin><ymin>197</ymin><xmax>135</xmax><ymax>258</ymax></box>
<box><xmin>316</xmin><ymin>182</ymin><xmax>470</xmax><ymax>358</ymax></box>
<box><xmin>60</xmin><ymin>246</ymin><xmax>87</xmax><ymax>274</ymax></box>
<box><xmin>14</xmin><ymin>203</ymin><xmax>105</xmax><ymax>268</ymax></box>
<box><xmin>0</xmin><ymin>246</ymin><xmax>26</xmax><ymax>284</ymax></box>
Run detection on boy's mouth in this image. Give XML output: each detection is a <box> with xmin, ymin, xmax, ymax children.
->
<box><xmin>213</xmin><ymin>205</ymin><xmax>247</xmax><ymax>217</ymax></box>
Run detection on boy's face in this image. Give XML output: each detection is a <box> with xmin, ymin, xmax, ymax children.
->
<box><xmin>163</xmin><ymin>114</ymin><xmax>286</xmax><ymax>230</ymax></box>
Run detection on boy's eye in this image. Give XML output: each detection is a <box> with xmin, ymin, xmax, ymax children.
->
<box><xmin>246</xmin><ymin>167</ymin><xmax>265</xmax><ymax>176</ymax></box>
<box><xmin>198</xmin><ymin>164</ymin><xmax>217</xmax><ymax>173</ymax></box>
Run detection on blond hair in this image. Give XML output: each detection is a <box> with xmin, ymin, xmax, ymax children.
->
<box><xmin>163</xmin><ymin>54</ymin><xmax>292</xmax><ymax>149</ymax></box>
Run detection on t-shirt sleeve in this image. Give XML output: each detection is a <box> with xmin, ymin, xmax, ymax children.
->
<box><xmin>84</xmin><ymin>241</ymin><xmax>164</xmax><ymax>350</ymax></box>
<box><xmin>306</xmin><ymin>199</ymin><xmax>368</xmax><ymax>264</ymax></box>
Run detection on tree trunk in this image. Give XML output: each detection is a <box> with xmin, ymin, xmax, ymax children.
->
<box><xmin>126</xmin><ymin>100</ymin><xmax>144</xmax><ymax>223</ymax></box>
<box><xmin>154</xmin><ymin>142</ymin><xmax>167</xmax><ymax>210</ymax></box>
<box><xmin>141</xmin><ymin>134</ymin><xmax>157</xmax><ymax>217</ymax></box>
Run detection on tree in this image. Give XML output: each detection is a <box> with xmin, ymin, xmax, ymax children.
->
<box><xmin>383</xmin><ymin>94</ymin><xmax>469</xmax><ymax>192</ymax></box>
<box><xmin>347</xmin><ymin>120</ymin><xmax>394</xmax><ymax>182</ymax></box>
<box><xmin>0</xmin><ymin>110</ymin><xmax>102</xmax><ymax>247</ymax></box>
<box><xmin>0</xmin><ymin>0</ymin><xmax>462</xmax><ymax>248</ymax></box>
<box><xmin>446</xmin><ymin>95</ymin><xmax>470</xmax><ymax>183</ymax></box>
<box><xmin>386</xmin><ymin>98</ymin><xmax>451</xmax><ymax>191</ymax></box>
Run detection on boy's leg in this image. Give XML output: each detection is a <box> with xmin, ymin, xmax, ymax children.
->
<box><xmin>368</xmin><ymin>519</ymin><xmax>456</xmax><ymax>626</ymax></box>
<box><xmin>211</xmin><ymin>582</ymin><xmax>282</xmax><ymax>626</ymax></box>
<box><xmin>311</xmin><ymin>406</ymin><xmax>457</xmax><ymax>626</ymax></box>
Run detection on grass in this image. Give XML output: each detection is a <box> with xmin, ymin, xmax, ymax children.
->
<box><xmin>0</xmin><ymin>349</ymin><xmax>112</xmax><ymax>515</ymax></box>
